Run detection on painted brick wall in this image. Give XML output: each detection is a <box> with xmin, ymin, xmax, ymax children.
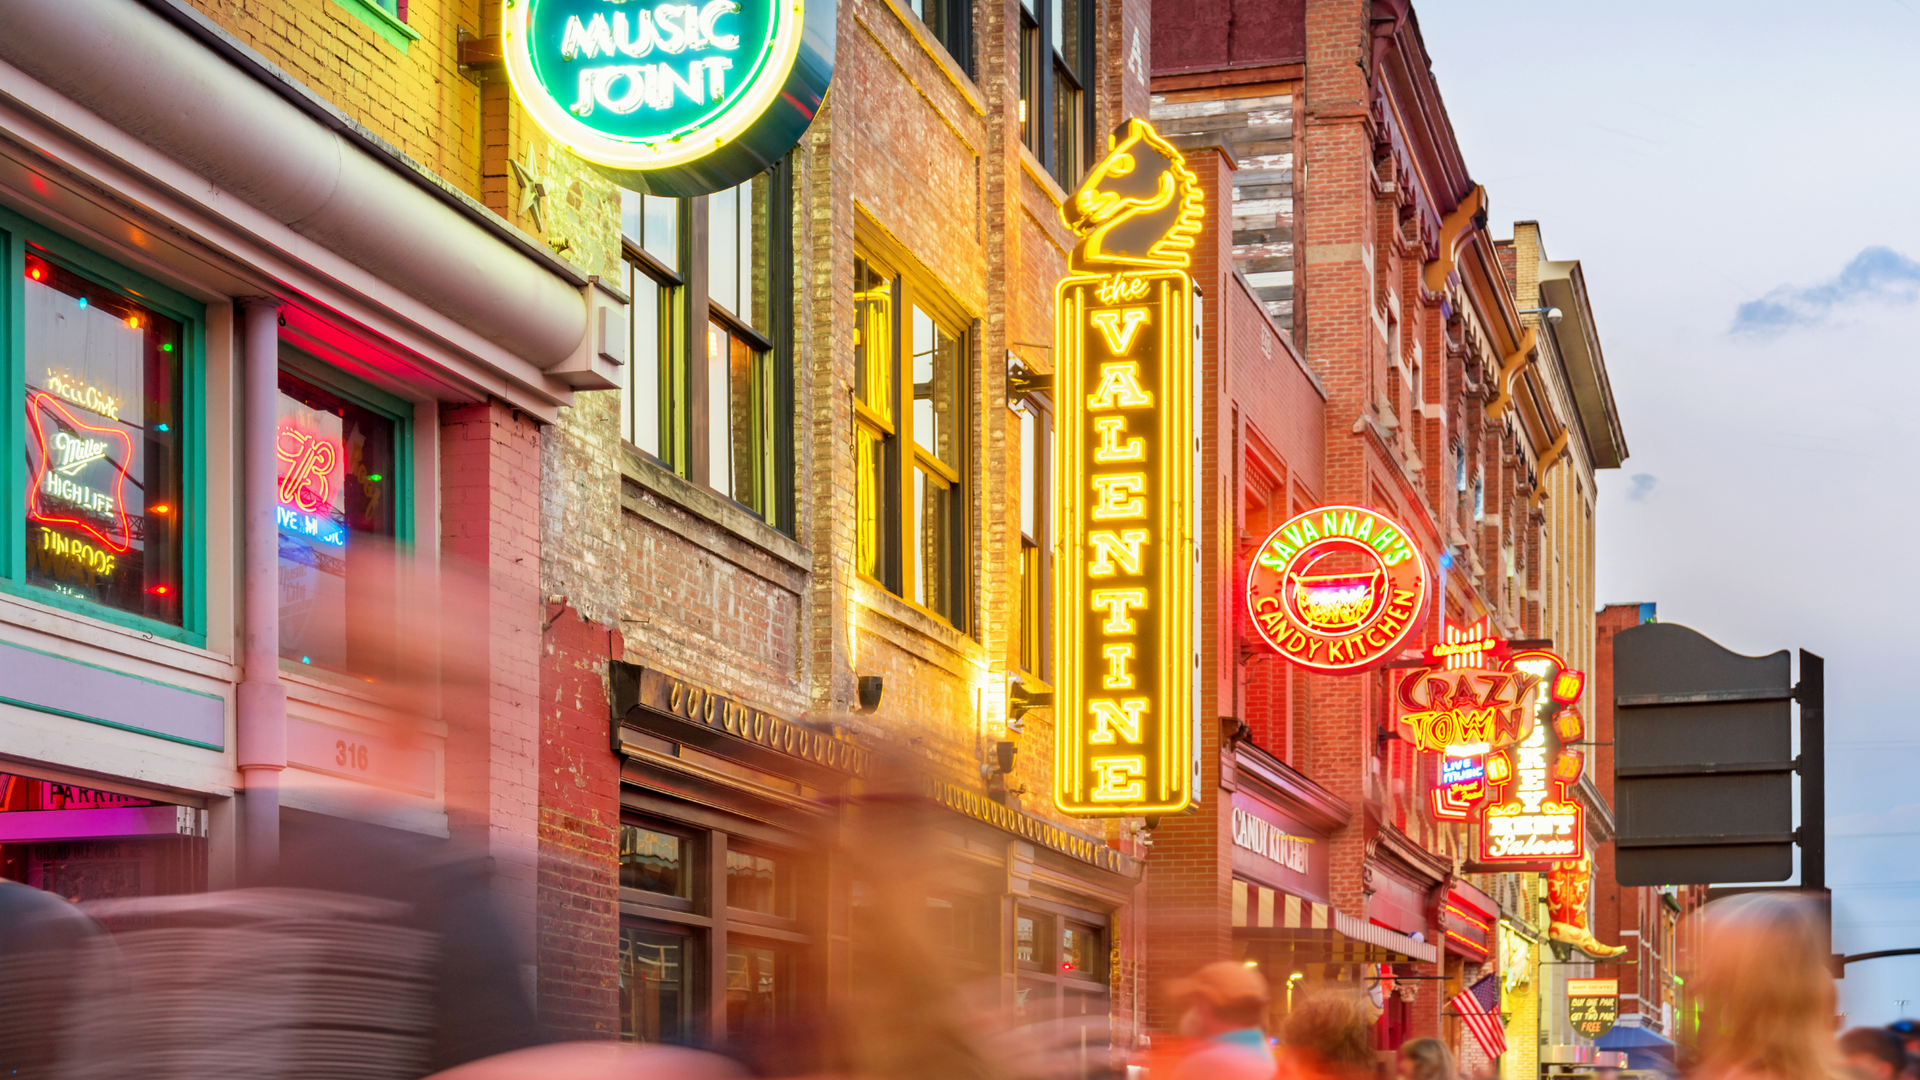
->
<box><xmin>442</xmin><ymin>399</ymin><xmax>546</xmax><ymax>966</ymax></box>
<box><xmin>536</xmin><ymin>599</ymin><xmax>622</xmax><ymax>1039</ymax></box>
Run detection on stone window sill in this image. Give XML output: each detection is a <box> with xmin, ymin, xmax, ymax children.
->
<box><xmin>619</xmin><ymin>446</ymin><xmax>812</xmax><ymax>575</ymax></box>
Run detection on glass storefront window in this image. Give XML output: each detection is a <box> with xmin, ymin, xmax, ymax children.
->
<box><xmin>0</xmin><ymin>774</ymin><xmax>204</xmax><ymax>900</ymax></box>
<box><xmin>726</xmin><ymin>943</ymin><xmax>788</xmax><ymax>1033</ymax></box>
<box><xmin>23</xmin><ymin>252</ymin><xmax>183</xmax><ymax>623</ymax></box>
<box><xmin>1060</xmin><ymin>921</ymin><xmax>1099</xmax><ymax>976</ymax></box>
<box><xmin>276</xmin><ymin>370</ymin><xmax>397</xmax><ymax>675</ymax></box>
<box><xmin>621</xmin><ymin>824</ymin><xmax>694</xmax><ymax>899</ymax></box>
<box><xmin>620</xmin><ymin>925</ymin><xmax>693</xmax><ymax>1044</ymax></box>
<box><xmin>726</xmin><ymin>848</ymin><xmax>792</xmax><ymax>916</ymax></box>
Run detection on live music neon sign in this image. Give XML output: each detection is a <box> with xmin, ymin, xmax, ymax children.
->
<box><xmin>276</xmin><ymin>423</ymin><xmax>346</xmax><ymax>547</ymax></box>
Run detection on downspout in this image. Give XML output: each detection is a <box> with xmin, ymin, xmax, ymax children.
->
<box><xmin>237</xmin><ymin>298</ymin><xmax>286</xmax><ymax>874</ymax></box>
<box><xmin>1528</xmin><ymin>429</ymin><xmax>1571</xmax><ymax>510</ymax></box>
<box><xmin>1483</xmin><ymin>326</ymin><xmax>1536</xmax><ymax>422</ymax></box>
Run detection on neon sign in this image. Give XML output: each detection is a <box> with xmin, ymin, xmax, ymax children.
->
<box><xmin>1477</xmin><ymin>648</ymin><xmax>1588</xmax><ymax>864</ymax></box>
<box><xmin>276</xmin><ymin>427</ymin><xmax>340</xmax><ymax>513</ymax></box>
<box><xmin>44</xmin><ymin>370</ymin><xmax>123</xmax><ymax>422</ymax></box>
<box><xmin>1549</xmin><ymin>858</ymin><xmax>1627</xmax><ymax>958</ymax></box>
<box><xmin>1394</xmin><ymin>666</ymin><xmax>1542</xmax><ymax>753</ymax></box>
<box><xmin>1054</xmin><ymin>119</ymin><xmax>1202</xmax><ymax>816</ymax></box>
<box><xmin>1245</xmin><ymin>505</ymin><xmax>1429</xmax><ymax>674</ymax></box>
<box><xmin>503</xmin><ymin>0</ymin><xmax>834</xmax><ymax>196</ymax></box>
<box><xmin>27</xmin><ymin>391</ymin><xmax>133</xmax><ymax>553</ymax></box>
<box><xmin>276</xmin><ymin>424</ymin><xmax>348</xmax><ymax>547</ymax></box>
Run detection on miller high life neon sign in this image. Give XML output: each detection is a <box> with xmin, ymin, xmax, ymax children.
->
<box><xmin>1053</xmin><ymin>119</ymin><xmax>1202</xmax><ymax>816</ymax></box>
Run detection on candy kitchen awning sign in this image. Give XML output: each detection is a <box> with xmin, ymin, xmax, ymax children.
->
<box><xmin>1245</xmin><ymin>505</ymin><xmax>1430</xmax><ymax>675</ymax></box>
<box><xmin>1054</xmin><ymin>119</ymin><xmax>1203</xmax><ymax>816</ymax></box>
<box><xmin>504</xmin><ymin>0</ymin><xmax>835</xmax><ymax>196</ymax></box>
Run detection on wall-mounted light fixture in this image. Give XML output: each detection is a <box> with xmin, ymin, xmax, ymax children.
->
<box><xmin>855</xmin><ymin>675</ymin><xmax>884</xmax><ymax>714</ymax></box>
<box><xmin>1007</xmin><ymin>672</ymin><xmax>1052</xmax><ymax>732</ymax></box>
<box><xmin>1517</xmin><ymin>306</ymin><xmax>1563</xmax><ymax>326</ymax></box>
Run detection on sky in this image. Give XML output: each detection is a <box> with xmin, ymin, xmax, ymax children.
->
<box><xmin>1419</xmin><ymin>0</ymin><xmax>1920</xmax><ymax>1028</ymax></box>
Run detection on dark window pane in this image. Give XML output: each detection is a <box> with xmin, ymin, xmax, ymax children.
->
<box><xmin>727</xmin><ymin>849</ymin><xmax>793</xmax><ymax>916</ymax></box>
<box><xmin>620</xmin><ymin>825</ymin><xmax>693</xmax><ymax>898</ymax></box>
<box><xmin>276</xmin><ymin>371</ymin><xmax>398</xmax><ymax>676</ymax></box>
<box><xmin>23</xmin><ymin>253</ymin><xmax>183</xmax><ymax>623</ymax></box>
<box><xmin>911</xmin><ymin>466</ymin><xmax>951</xmax><ymax>614</ymax></box>
<box><xmin>621</xmin><ymin>925</ymin><xmax>694</xmax><ymax>1044</ymax></box>
<box><xmin>726</xmin><ymin>943</ymin><xmax>789</xmax><ymax>1033</ymax></box>
<box><xmin>1061</xmin><ymin>921</ymin><xmax>1102</xmax><ymax>978</ymax></box>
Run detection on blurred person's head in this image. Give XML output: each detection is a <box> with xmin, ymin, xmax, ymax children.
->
<box><xmin>1841</xmin><ymin>1028</ymin><xmax>1907</xmax><ymax>1080</ymax></box>
<box><xmin>1398</xmin><ymin>1037</ymin><xmax>1454</xmax><ymax>1080</ymax></box>
<box><xmin>1170</xmin><ymin>961</ymin><xmax>1270</xmax><ymax>1038</ymax></box>
<box><xmin>1685</xmin><ymin>893</ymin><xmax>1838</xmax><ymax>1080</ymax></box>
<box><xmin>1889</xmin><ymin>1020</ymin><xmax>1920</xmax><ymax>1057</ymax></box>
<box><xmin>1283</xmin><ymin>990</ymin><xmax>1376</xmax><ymax>1075</ymax></box>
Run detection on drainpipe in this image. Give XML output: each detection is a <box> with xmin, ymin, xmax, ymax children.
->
<box><xmin>237</xmin><ymin>297</ymin><xmax>286</xmax><ymax>875</ymax></box>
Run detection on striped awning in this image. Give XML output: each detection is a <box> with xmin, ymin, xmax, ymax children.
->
<box><xmin>1231</xmin><ymin>879</ymin><xmax>1439</xmax><ymax>964</ymax></box>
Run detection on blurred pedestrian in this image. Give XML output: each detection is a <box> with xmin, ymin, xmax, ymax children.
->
<box><xmin>1398</xmin><ymin>1037</ymin><xmax>1456</xmax><ymax>1080</ymax></box>
<box><xmin>1282</xmin><ymin>990</ymin><xmax>1376</xmax><ymax>1080</ymax></box>
<box><xmin>1840</xmin><ymin>1029</ymin><xmax>1907</xmax><ymax>1080</ymax></box>
<box><xmin>1165</xmin><ymin>961</ymin><xmax>1276</xmax><ymax>1080</ymax></box>
<box><xmin>1684</xmin><ymin>893</ymin><xmax>1838</xmax><ymax>1080</ymax></box>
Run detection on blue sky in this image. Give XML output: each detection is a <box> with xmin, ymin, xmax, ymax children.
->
<box><xmin>1420</xmin><ymin>0</ymin><xmax>1920</xmax><ymax>1027</ymax></box>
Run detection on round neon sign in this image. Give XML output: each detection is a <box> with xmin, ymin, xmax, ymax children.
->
<box><xmin>504</xmin><ymin>0</ymin><xmax>834</xmax><ymax>197</ymax></box>
<box><xmin>1245</xmin><ymin>505</ymin><xmax>1429</xmax><ymax>674</ymax></box>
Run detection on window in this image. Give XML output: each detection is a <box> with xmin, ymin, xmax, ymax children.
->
<box><xmin>619</xmin><ymin>160</ymin><xmax>793</xmax><ymax>531</ymax></box>
<box><xmin>1020</xmin><ymin>0</ymin><xmax>1093</xmax><ymax>189</ymax></box>
<box><xmin>276</xmin><ymin>366</ymin><xmax>403</xmax><ymax>676</ymax></box>
<box><xmin>621</xmin><ymin>924</ymin><xmax>694</xmax><ymax>1045</ymax></box>
<box><xmin>23</xmin><ymin>252</ymin><xmax>185</xmax><ymax>625</ymax></box>
<box><xmin>619</xmin><ymin>818</ymin><xmax>809</xmax><ymax>1047</ymax></box>
<box><xmin>727</xmin><ymin>847</ymin><xmax>794</xmax><ymax>917</ymax></box>
<box><xmin>621</xmin><ymin>823</ymin><xmax>695</xmax><ymax>900</ymax></box>
<box><xmin>909</xmin><ymin>0</ymin><xmax>973</xmax><ymax>75</ymax></box>
<box><xmin>1014</xmin><ymin>905</ymin><xmax>1109</xmax><ymax>1033</ymax></box>
<box><xmin>1014</xmin><ymin>395</ymin><xmax>1052</xmax><ymax>680</ymax></box>
<box><xmin>726</xmin><ymin>942</ymin><xmax>792</xmax><ymax>1034</ymax></box>
<box><xmin>851</xmin><ymin>253</ymin><xmax>971</xmax><ymax>630</ymax></box>
<box><xmin>619</xmin><ymin>189</ymin><xmax>681</xmax><ymax>466</ymax></box>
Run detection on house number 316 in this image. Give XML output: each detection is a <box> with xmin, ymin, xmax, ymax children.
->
<box><xmin>335</xmin><ymin>740</ymin><xmax>370</xmax><ymax>771</ymax></box>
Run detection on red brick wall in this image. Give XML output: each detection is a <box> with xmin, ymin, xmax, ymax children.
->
<box><xmin>441</xmin><ymin>400</ymin><xmax>545</xmax><ymax>965</ymax></box>
<box><xmin>537</xmin><ymin>599</ymin><xmax>623</xmax><ymax>1039</ymax></box>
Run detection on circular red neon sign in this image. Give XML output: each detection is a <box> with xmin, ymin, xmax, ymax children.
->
<box><xmin>1245</xmin><ymin>504</ymin><xmax>1430</xmax><ymax>674</ymax></box>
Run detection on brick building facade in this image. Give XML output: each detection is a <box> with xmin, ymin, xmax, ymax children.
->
<box><xmin>1146</xmin><ymin>0</ymin><xmax>1629</xmax><ymax>1071</ymax></box>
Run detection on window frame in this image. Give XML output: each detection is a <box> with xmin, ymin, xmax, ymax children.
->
<box><xmin>908</xmin><ymin>0</ymin><xmax>975</xmax><ymax>78</ymax></box>
<box><xmin>617</xmin><ymin>813</ymin><xmax>811</xmax><ymax>1047</ymax></box>
<box><xmin>620</xmin><ymin>158</ymin><xmax>796</xmax><ymax>535</ymax></box>
<box><xmin>1</xmin><ymin>209</ymin><xmax>208</xmax><ymax>647</ymax></box>
<box><xmin>1020</xmin><ymin>0</ymin><xmax>1095</xmax><ymax>189</ymax></box>
<box><xmin>850</xmin><ymin>247</ymin><xmax>974</xmax><ymax>633</ymax></box>
<box><xmin>1013</xmin><ymin>390</ymin><xmax>1053</xmax><ymax>684</ymax></box>
<box><xmin>273</xmin><ymin>350</ymin><xmax>415</xmax><ymax>676</ymax></box>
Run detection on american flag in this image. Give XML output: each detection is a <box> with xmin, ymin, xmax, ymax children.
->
<box><xmin>1449</xmin><ymin>974</ymin><xmax>1507</xmax><ymax>1059</ymax></box>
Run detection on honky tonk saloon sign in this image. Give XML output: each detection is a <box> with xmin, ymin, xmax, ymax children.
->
<box><xmin>1053</xmin><ymin>119</ymin><xmax>1203</xmax><ymax>816</ymax></box>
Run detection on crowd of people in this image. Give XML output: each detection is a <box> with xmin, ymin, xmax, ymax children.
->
<box><xmin>1167</xmin><ymin>894</ymin><xmax>1911</xmax><ymax>1080</ymax></box>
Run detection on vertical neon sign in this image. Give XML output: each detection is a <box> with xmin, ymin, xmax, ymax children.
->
<box><xmin>1053</xmin><ymin>119</ymin><xmax>1202</xmax><ymax>816</ymax></box>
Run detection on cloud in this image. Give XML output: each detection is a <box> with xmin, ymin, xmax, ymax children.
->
<box><xmin>1731</xmin><ymin>246</ymin><xmax>1920</xmax><ymax>335</ymax></box>
<box><xmin>1627</xmin><ymin>474</ymin><xmax>1657</xmax><ymax>501</ymax></box>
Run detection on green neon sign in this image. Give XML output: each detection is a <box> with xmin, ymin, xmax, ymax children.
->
<box><xmin>506</xmin><ymin>0</ymin><xmax>834</xmax><ymax>196</ymax></box>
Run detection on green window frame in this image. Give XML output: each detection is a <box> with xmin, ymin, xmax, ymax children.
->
<box><xmin>620</xmin><ymin>156</ymin><xmax>795</xmax><ymax>534</ymax></box>
<box><xmin>0</xmin><ymin>208</ymin><xmax>207</xmax><ymax>647</ymax></box>
<box><xmin>274</xmin><ymin>350</ymin><xmax>414</xmax><ymax>677</ymax></box>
